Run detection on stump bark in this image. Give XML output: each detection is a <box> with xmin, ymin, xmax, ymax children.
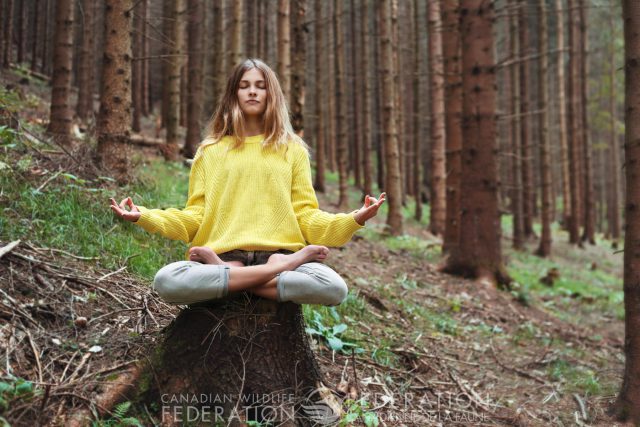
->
<box><xmin>139</xmin><ymin>293</ymin><xmax>342</xmax><ymax>426</ymax></box>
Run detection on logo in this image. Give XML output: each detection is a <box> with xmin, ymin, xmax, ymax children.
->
<box><xmin>300</xmin><ymin>387</ymin><xmax>344</xmax><ymax>426</ymax></box>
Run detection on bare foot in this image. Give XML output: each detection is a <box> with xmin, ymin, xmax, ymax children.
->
<box><xmin>267</xmin><ymin>245</ymin><xmax>329</xmax><ymax>271</ymax></box>
<box><xmin>188</xmin><ymin>246</ymin><xmax>226</xmax><ymax>265</ymax></box>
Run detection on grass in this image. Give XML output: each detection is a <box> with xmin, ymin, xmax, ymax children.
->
<box><xmin>0</xmin><ymin>136</ymin><xmax>190</xmax><ymax>281</ymax></box>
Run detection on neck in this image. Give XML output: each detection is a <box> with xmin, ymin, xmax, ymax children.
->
<box><xmin>244</xmin><ymin>116</ymin><xmax>264</xmax><ymax>137</ymax></box>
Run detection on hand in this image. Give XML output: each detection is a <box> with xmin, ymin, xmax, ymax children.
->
<box><xmin>110</xmin><ymin>197</ymin><xmax>141</xmax><ymax>222</ymax></box>
<box><xmin>353</xmin><ymin>193</ymin><xmax>386</xmax><ymax>226</ymax></box>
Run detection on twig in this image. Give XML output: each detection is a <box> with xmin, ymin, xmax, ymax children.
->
<box><xmin>65</xmin><ymin>352</ymin><xmax>92</xmax><ymax>384</ymax></box>
<box><xmin>350</xmin><ymin>348</ymin><xmax>360</xmax><ymax>398</ymax></box>
<box><xmin>25</xmin><ymin>241</ymin><xmax>100</xmax><ymax>260</ymax></box>
<box><xmin>573</xmin><ymin>393</ymin><xmax>588</xmax><ymax>421</ymax></box>
<box><xmin>96</xmin><ymin>266</ymin><xmax>127</xmax><ymax>283</ymax></box>
<box><xmin>25</xmin><ymin>330</ymin><xmax>43</xmax><ymax>384</ymax></box>
<box><xmin>0</xmin><ymin>240</ymin><xmax>21</xmax><ymax>259</ymax></box>
<box><xmin>489</xmin><ymin>341</ymin><xmax>550</xmax><ymax>386</ymax></box>
<box><xmin>448</xmin><ymin>370</ymin><xmax>493</xmax><ymax>413</ymax></box>
<box><xmin>87</xmin><ymin>306</ymin><xmax>144</xmax><ymax>325</ymax></box>
<box><xmin>34</xmin><ymin>170</ymin><xmax>62</xmax><ymax>192</ymax></box>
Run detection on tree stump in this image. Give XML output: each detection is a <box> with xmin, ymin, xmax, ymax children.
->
<box><xmin>138</xmin><ymin>293</ymin><xmax>342</xmax><ymax>426</ymax></box>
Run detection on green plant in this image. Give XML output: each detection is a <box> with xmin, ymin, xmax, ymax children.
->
<box><xmin>305</xmin><ymin>310</ymin><xmax>363</xmax><ymax>354</ymax></box>
<box><xmin>340</xmin><ymin>398</ymin><xmax>379</xmax><ymax>427</ymax></box>
<box><xmin>91</xmin><ymin>401</ymin><xmax>142</xmax><ymax>427</ymax></box>
<box><xmin>0</xmin><ymin>376</ymin><xmax>42</xmax><ymax>414</ymax></box>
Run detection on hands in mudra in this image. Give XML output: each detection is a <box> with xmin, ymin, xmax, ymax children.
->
<box><xmin>110</xmin><ymin>197</ymin><xmax>141</xmax><ymax>222</ymax></box>
<box><xmin>353</xmin><ymin>193</ymin><xmax>386</xmax><ymax>226</ymax></box>
<box><xmin>109</xmin><ymin>192</ymin><xmax>386</xmax><ymax>226</ymax></box>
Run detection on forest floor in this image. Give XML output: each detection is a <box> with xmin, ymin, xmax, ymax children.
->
<box><xmin>0</xmin><ymin>67</ymin><xmax>629</xmax><ymax>426</ymax></box>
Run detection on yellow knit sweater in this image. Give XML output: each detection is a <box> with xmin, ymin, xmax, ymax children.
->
<box><xmin>135</xmin><ymin>134</ymin><xmax>364</xmax><ymax>259</ymax></box>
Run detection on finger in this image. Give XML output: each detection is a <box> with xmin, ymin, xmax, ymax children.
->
<box><xmin>119</xmin><ymin>198</ymin><xmax>128</xmax><ymax>210</ymax></box>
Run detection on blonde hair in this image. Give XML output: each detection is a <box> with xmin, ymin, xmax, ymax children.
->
<box><xmin>202</xmin><ymin>58</ymin><xmax>306</xmax><ymax>153</ymax></box>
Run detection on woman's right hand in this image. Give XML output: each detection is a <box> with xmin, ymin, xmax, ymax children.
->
<box><xmin>110</xmin><ymin>197</ymin><xmax>141</xmax><ymax>222</ymax></box>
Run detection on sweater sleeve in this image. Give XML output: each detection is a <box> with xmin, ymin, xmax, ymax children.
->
<box><xmin>291</xmin><ymin>145</ymin><xmax>364</xmax><ymax>247</ymax></box>
<box><xmin>134</xmin><ymin>153</ymin><xmax>205</xmax><ymax>244</ymax></box>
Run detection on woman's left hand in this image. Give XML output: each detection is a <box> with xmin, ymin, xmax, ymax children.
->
<box><xmin>353</xmin><ymin>193</ymin><xmax>386</xmax><ymax>226</ymax></box>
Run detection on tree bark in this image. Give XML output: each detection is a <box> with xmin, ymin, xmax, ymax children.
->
<box><xmin>313</xmin><ymin>0</ymin><xmax>326</xmax><ymax>193</ymax></box>
<box><xmin>139</xmin><ymin>296</ymin><xmax>342</xmax><ymax>426</ymax></box>
<box><xmin>131</xmin><ymin>0</ymin><xmax>143</xmax><ymax>132</ymax></box>
<box><xmin>76</xmin><ymin>0</ymin><xmax>96</xmax><ymax>123</ymax></box>
<box><xmin>441</xmin><ymin>0</ymin><xmax>462</xmax><ymax>255</ymax></box>
<box><xmin>608</xmin><ymin>1</ymin><xmax>621</xmax><ymax>241</ymax></box>
<box><xmin>536</xmin><ymin>0</ymin><xmax>552</xmax><ymax>257</ymax></box>
<box><xmin>412</xmin><ymin>0</ymin><xmax>422</xmax><ymax>222</ymax></box>
<box><xmin>291</xmin><ymin>0</ymin><xmax>306</xmax><ymax>134</ymax></box>
<box><xmin>277</xmin><ymin>0</ymin><xmax>291</xmax><ymax>102</ymax></box>
<box><xmin>2</xmin><ymin>0</ymin><xmax>13</xmax><ymax>67</ymax></box>
<box><xmin>165</xmin><ymin>0</ymin><xmax>185</xmax><ymax>161</ymax></box>
<box><xmin>442</xmin><ymin>0</ymin><xmax>509</xmax><ymax>287</ymax></box>
<box><xmin>579</xmin><ymin>0</ymin><xmax>595</xmax><ymax>244</ymax></box>
<box><xmin>96</xmin><ymin>0</ymin><xmax>133</xmax><ymax>183</ymax></box>
<box><xmin>510</xmin><ymin>5</ymin><xmax>524</xmax><ymax>251</ymax></box>
<box><xmin>427</xmin><ymin>0</ymin><xmax>446</xmax><ymax>237</ymax></box>
<box><xmin>184</xmin><ymin>0</ymin><xmax>204</xmax><ymax>159</ymax></box>
<box><xmin>615</xmin><ymin>1</ymin><xmax>640</xmax><ymax>421</ymax></box>
<box><xmin>555</xmin><ymin>0</ymin><xmax>571</xmax><ymax>233</ymax></box>
<box><xmin>518</xmin><ymin>0</ymin><xmax>534</xmax><ymax>238</ymax></box>
<box><xmin>229</xmin><ymin>0</ymin><xmax>244</xmax><ymax>70</ymax></box>
<box><xmin>379</xmin><ymin>0</ymin><xmax>403</xmax><ymax>235</ymax></box>
<box><xmin>46</xmin><ymin>0</ymin><xmax>74</xmax><ymax>147</ymax></box>
<box><xmin>335</xmin><ymin>0</ymin><xmax>349</xmax><ymax>209</ymax></box>
<box><xmin>567</xmin><ymin>0</ymin><xmax>583</xmax><ymax>244</ymax></box>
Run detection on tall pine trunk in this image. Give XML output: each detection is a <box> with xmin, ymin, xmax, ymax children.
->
<box><xmin>313</xmin><ymin>0</ymin><xmax>326</xmax><ymax>193</ymax></box>
<box><xmin>510</xmin><ymin>7</ymin><xmax>524</xmax><ymax>251</ymax></box>
<box><xmin>96</xmin><ymin>0</ymin><xmax>133</xmax><ymax>182</ymax></box>
<box><xmin>361</xmin><ymin>1</ymin><xmax>373</xmax><ymax>197</ymax></box>
<box><xmin>335</xmin><ymin>0</ymin><xmax>349</xmax><ymax>209</ymax></box>
<box><xmin>556</xmin><ymin>0</ymin><xmax>571</xmax><ymax>232</ymax></box>
<box><xmin>379</xmin><ymin>0</ymin><xmax>403</xmax><ymax>235</ymax></box>
<box><xmin>47</xmin><ymin>0</ymin><xmax>74</xmax><ymax>147</ymax></box>
<box><xmin>427</xmin><ymin>0</ymin><xmax>446</xmax><ymax>237</ymax></box>
<box><xmin>615</xmin><ymin>1</ymin><xmax>640</xmax><ymax>421</ymax></box>
<box><xmin>76</xmin><ymin>0</ymin><xmax>96</xmax><ymax>123</ymax></box>
<box><xmin>277</xmin><ymin>0</ymin><xmax>291</xmax><ymax>101</ymax></box>
<box><xmin>441</xmin><ymin>0</ymin><xmax>462</xmax><ymax>255</ymax></box>
<box><xmin>184</xmin><ymin>0</ymin><xmax>204</xmax><ymax>158</ymax></box>
<box><xmin>536</xmin><ymin>0</ymin><xmax>552</xmax><ymax>257</ymax></box>
<box><xmin>608</xmin><ymin>1</ymin><xmax>621</xmax><ymax>241</ymax></box>
<box><xmin>290</xmin><ymin>0</ymin><xmax>306</xmax><ymax>134</ymax></box>
<box><xmin>442</xmin><ymin>0</ymin><xmax>509</xmax><ymax>287</ymax></box>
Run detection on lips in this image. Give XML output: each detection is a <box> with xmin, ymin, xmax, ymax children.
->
<box><xmin>247</xmin><ymin>100</ymin><xmax>259</xmax><ymax>104</ymax></box>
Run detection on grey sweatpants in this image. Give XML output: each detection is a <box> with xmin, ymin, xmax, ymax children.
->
<box><xmin>152</xmin><ymin>260</ymin><xmax>348</xmax><ymax>307</ymax></box>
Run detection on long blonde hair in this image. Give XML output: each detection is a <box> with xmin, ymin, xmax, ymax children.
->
<box><xmin>202</xmin><ymin>59</ymin><xmax>305</xmax><ymax>153</ymax></box>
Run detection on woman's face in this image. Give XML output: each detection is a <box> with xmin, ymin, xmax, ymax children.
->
<box><xmin>237</xmin><ymin>68</ymin><xmax>267</xmax><ymax>118</ymax></box>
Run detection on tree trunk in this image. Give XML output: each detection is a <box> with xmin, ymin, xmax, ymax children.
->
<box><xmin>335</xmin><ymin>0</ymin><xmax>349</xmax><ymax>209</ymax></box>
<box><xmin>350</xmin><ymin>0</ymin><xmax>362</xmax><ymax>190</ymax></box>
<box><xmin>510</xmin><ymin>6</ymin><xmax>524</xmax><ymax>251</ymax></box>
<box><xmin>96</xmin><ymin>0</ymin><xmax>133</xmax><ymax>183</ymax></box>
<box><xmin>16</xmin><ymin>0</ymin><xmax>25</xmax><ymax>64</ymax></box>
<box><xmin>165</xmin><ymin>0</ymin><xmax>185</xmax><ymax>161</ymax></box>
<box><xmin>76</xmin><ymin>0</ymin><xmax>96</xmax><ymax>123</ymax></box>
<box><xmin>212</xmin><ymin>0</ymin><xmax>225</xmax><ymax>108</ymax></box>
<box><xmin>361</xmin><ymin>1</ymin><xmax>373</xmax><ymax>198</ymax></box>
<box><xmin>229</xmin><ymin>0</ymin><xmax>243</xmax><ymax>70</ymax></box>
<box><xmin>608</xmin><ymin>1</ymin><xmax>621</xmax><ymax>241</ymax></box>
<box><xmin>184</xmin><ymin>0</ymin><xmax>204</xmax><ymax>159</ymax></box>
<box><xmin>441</xmin><ymin>0</ymin><xmax>462</xmax><ymax>255</ymax></box>
<box><xmin>131</xmin><ymin>0</ymin><xmax>143</xmax><ymax>132</ymax></box>
<box><xmin>442</xmin><ymin>0</ymin><xmax>509</xmax><ymax>287</ymax></box>
<box><xmin>391</xmin><ymin>0</ymin><xmax>405</xmax><ymax>208</ymax></box>
<box><xmin>290</xmin><ymin>0</ymin><xmax>306</xmax><ymax>134</ymax></box>
<box><xmin>379</xmin><ymin>0</ymin><xmax>403</xmax><ymax>235</ymax></box>
<box><xmin>556</xmin><ymin>0</ymin><xmax>571</xmax><ymax>233</ymax></box>
<box><xmin>518</xmin><ymin>0</ymin><xmax>534</xmax><ymax>238</ymax></box>
<box><xmin>30</xmin><ymin>0</ymin><xmax>41</xmax><ymax>72</ymax></box>
<box><xmin>141</xmin><ymin>0</ymin><xmax>150</xmax><ymax>117</ymax></box>
<box><xmin>313</xmin><ymin>0</ymin><xmax>325</xmax><ymax>193</ymax></box>
<box><xmin>139</xmin><ymin>296</ymin><xmax>342</xmax><ymax>426</ymax></box>
<box><xmin>46</xmin><ymin>0</ymin><xmax>74</xmax><ymax>147</ymax></box>
<box><xmin>277</xmin><ymin>0</ymin><xmax>291</xmax><ymax>102</ymax></box>
<box><xmin>567</xmin><ymin>0</ymin><xmax>583</xmax><ymax>244</ymax></box>
<box><xmin>427</xmin><ymin>0</ymin><xmax>446</xmax><ymax>237</ymax></box>
<box><xmin>412</xmin><ymin>0</ymin><xmax>422</xmax><ymax>222</ymax></box>
<box><xmin>579</xmin><ymin>0</ymin><xmax>595</xmax><ymax>244</ymax></box>
<box><xmin>615</xmin><ymin>1</ymin><xmax>640</xmax><ymax>421</ymax></box>
<box><xmin>2</xmin><ymin>0</ymin><xmax>14</xmax><ymax>67</ymax></box>
<box><xmin>536</xmin><ymin>0</ymin><xmax>552</xmax><ymax>257</ymax></box>
<box><xmin>327</xmin><ymin>0</ymin><xmax>337</xmax><ymax>173</ymax></box>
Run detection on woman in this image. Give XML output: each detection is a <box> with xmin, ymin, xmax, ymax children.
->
<box><xmin>110</xmin><ymin>59</ymin><xmax>385</xmax><ymax>306</ymax></box>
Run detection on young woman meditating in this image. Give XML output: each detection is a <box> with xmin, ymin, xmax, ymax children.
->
<box><xmin>110</xmin><ymin>58</ymin><xmax>385</xmax><ymax>306</ymax></box>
